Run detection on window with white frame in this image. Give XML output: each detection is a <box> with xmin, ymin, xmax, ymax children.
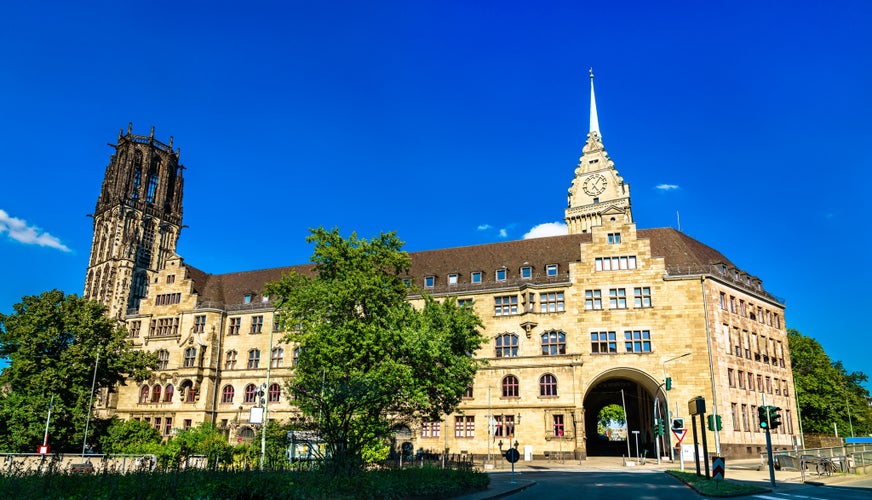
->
<box><xmin>496</xmin><ymin>268</ymin><xmax>507</xmax><ymax>281</ymax></box>
<box><xmin>454</xmin><ymin>416</ymin><xmax>474</xmax><ymax>438</ymax></box>
<box><xmin>424</xmin><ymin>276</ymin><xmax>435</xmax><ymax>288</ymax></box>
<box><xmin>545</xmin><ymin>264</ymin><xmax>558</xmax><ymax>277</ymax></box>
<box><xmin>471</xmin><ymin>272</ymin><xmax>482</xmax><ymax>284</ymax></box>
<box><xmin>520</xmin><ymin>266</ymin><xmax>532</xmax><ymax>279</ymax></box>
<box><xmin>540</xmin><ymin>330</ymin><xmax>566</xmax><ymax>355</ymax></box>
<box><xmin>607</xmin><ymin>233</ymin><xmax>621</xmax><ymax>244</ymax></box>
<box><xmin>448</xmin><ymin>274</ymin><xmax>458</xmax><ymax>285</ymax></box>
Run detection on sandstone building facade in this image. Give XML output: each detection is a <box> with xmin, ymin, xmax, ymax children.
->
<box><xmin>85</xmin><ymin>75</ymin><xmax>797</xmax><ymax>460</ymax></box>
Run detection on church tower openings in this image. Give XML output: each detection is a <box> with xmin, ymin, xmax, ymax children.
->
<box><xmin>565</xmin><ymin>70</ymin><xmax>633</xmax><ymax>234</ymax></box>
<box><xmin>84</xmin><ymin>124</ymin><xmax>185</xmax><ymax>319</ymax></box>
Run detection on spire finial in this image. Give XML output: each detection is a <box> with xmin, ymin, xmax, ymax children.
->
<box><xmin>589</xmin><ymin>68</ymin><xmax>600</xmax><ymax>136</ymax></box>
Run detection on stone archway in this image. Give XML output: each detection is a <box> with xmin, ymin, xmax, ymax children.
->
<box><xmin>582</xmin><ymin>368</ymin><xmax>664</xmax><ymax>458</ymax></box>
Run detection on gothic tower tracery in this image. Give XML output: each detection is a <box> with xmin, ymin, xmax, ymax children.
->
<box><xmin>565</xmin><ymin>69</ymin><xmax>633</xmax><ymax>234</ymax></box>
<box><xmin>84</xmin><ymin>124</ymin><xmax>185</xmax><ymax>319</ymax></box>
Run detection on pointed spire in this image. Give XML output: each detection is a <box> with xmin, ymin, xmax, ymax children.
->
<box><xmin>589</xmin><ymin>68</ymin><xmax>600</xmax><ymax>136</ymax></box>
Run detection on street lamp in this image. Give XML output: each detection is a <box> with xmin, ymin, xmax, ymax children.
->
<box><xmin>662</xmin><ymin>352</ymin><xmax>691</xmax><ymax>462</ymax></box>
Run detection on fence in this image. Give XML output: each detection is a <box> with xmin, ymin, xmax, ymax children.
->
<box><xmin>1</xmin><ymin>453</ymin><xmax>157</xmax><ymax>475</ymax></box>
<box><xmin>765</xmin><ymin>443</ymin><xmax>872</xmax><ymax>481</ymax></box>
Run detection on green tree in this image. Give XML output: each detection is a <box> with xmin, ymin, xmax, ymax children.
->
<box><xmin>101</xmin><ymin>418</ymin><xmax>162</xmax><ymax>454</ymax></box>
<box><xmin>597</xmin><ymin>404</ymin><xmax>626</xmax><ymax>436</ymax></box>
<box><xmin>265</xmin><ymin>228</ymin><xmax>486</xmax><ymax>476</ymax></box>
<box><xmin>0</xmin><ymin>290</ymin><xmax>157</xmax><ymax>452</ymax></box>
<box><xmin>789</xmin><ymin>328</ymin><xmax>872</xmax><ymax>435</ymax></box>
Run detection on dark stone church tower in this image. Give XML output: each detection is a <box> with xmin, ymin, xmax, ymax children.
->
<box><xmin>84</xmin><ymin>124</ymin><xmax>185</xmax><ymax>319</ymax></box>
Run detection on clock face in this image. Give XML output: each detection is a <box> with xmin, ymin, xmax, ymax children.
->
<box><xmin>583</xmin><ymin>174</ymin><xmax>607</xmax><ymax>196</ymax></box>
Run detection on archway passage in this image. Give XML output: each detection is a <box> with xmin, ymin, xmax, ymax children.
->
<box><xmin>583</xmin><ymin>378</ymin><xmax>658</xmax><ymax>457</ymax></box>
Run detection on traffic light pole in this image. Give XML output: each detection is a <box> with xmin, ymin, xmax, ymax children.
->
<box><xmin>765</xmin><ymin>428</ymin><xmax>775</xmax><ymax>488</ymax></box>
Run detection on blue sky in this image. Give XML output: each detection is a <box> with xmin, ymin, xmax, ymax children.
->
<box><xmin>1</xmin><ymin>1</ymin><xmax>870</xmax><ymax>388</ymax></box>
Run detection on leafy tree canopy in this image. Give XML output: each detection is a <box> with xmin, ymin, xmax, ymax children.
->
<box><xmin>0</xmin><ymin>290</ymin><xmax>157</xmax><ymax>452</ymax></box>
<box><xmin>597</xmin><ymin>404</ymin><xmax>626</xmax><ymax>436</ymax></box>
<box><xmin>788</xmin><ymin>328</ymin><xmax>871</xmax><ymax>435</ymax></box>
<box><xmin>265</xmin><ymin>227</ymin><xmax>486</xmax><ymax>475</ymax></box>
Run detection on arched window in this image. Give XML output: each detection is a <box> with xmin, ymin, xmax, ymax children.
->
<box><xmin>139</xmin><ymin>385</ymin><xmax>149</xmax><ymax>404</ymax></box>
<box><xmin>541</xmin><ymin>331</ymin><xmax>566</xmax><ymax>356</ymax></box>
<box><xmin>164</xmin><ymin>384</ymin><xmax>174</xmax><ymax>402</ymax></box>
<box><xmin>238</xmin><ymin>427</ymin><xmax>255</xmax><ymax>442</ymax></box>
<box><xmin>502</xmin><ymin>375</ymin><xmax>519</xmax><ymax>398</ymax></box>
<box><xmin>221</xmin><ymin>385</ymin><xmax>235</xmax><ymax>404</ymax></box>
<box><xmin>268</xmin><ymin>383</ymin><xmax>281</xmax><ymax>403</ymax></box>
<box><xmin>244</xmin><ymin>384</ymin><xmax>258</xmax><ymax>403</ymax></box>
<box><xmin>151</xmin><ymin>384</ymin><xmax>162</xmax><ymax>403</ymax></box>
<box><xmin>271</xmin><ymin>347</ymin><xmax>284</xmax><ymax>368</ymax></box>
<box><xmin>495</xmin><ymin>333</ymin><xmax>519</xmax><ymax>358</ymax></box>
<box><xmin>539</xmin><ymin>373</ymin><xmax>558</xmax><ymax>397</ymax></box>
<box><xmin>180</xmin><ymin>380</ymin><xmax>196</xmax><ymax>403</ymax></box>
<box><xmin>248</xmin><ymin>349</ymin><xmax>260</xmax><ymax>369</ymax></box>
<box><xmin>146</xmin><ymin>170</ymin><xmax>159</xmax><ymax>203</ymax></box>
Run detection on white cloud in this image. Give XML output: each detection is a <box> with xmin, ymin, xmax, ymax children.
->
<box><xmin>523</xmin><ymin>222</ymin><xmax>568</xmax><ymax>239</ymax></box>
<box><xmin>656</xmin><ymin>184</ymin><xmax>680</xmax><ymax>191</ymax></box>
<box><xmin>498</xmin><ymin>228</ymin><xmax>508</xmax><ymax>238</ymax></box>
<box><xmin>477</xmin><ymin>224</ymin><xmax>492</xmax><ymax>231</ymax></box>
<box><xmin>0</xmin><ymin>209</ymin><xmax>71</xmax><ymax>252</ymax></box>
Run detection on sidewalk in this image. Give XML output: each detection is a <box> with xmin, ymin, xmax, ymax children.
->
<box><xmin>455</xmin><ymin>456</ymin><xmax>867</xmax><ymax>499</ymax></box>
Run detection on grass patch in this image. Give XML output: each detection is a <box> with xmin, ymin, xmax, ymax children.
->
<box><xmin>667</xmin><ymin>470</ymin><xmax>768</xmax><ymax>497</ymax></box>
<box><xmin>0</xmin><ymin>466</ymin><xmax>489</xmax><ymax>499</ymax></box>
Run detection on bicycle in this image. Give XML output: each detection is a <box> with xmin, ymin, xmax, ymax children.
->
<box><xmin>815</xmin><ymin>458</ymin><xmax>837</xmax><ymax>476</ymax></box>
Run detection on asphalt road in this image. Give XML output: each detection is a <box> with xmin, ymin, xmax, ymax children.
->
<box><xmin>508</xmin><ymin>470</ymin><xmax>700</xmax><ymax>500</ymax></box>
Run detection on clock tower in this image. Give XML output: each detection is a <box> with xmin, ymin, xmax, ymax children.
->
<box><xmin>565</xmin><ymin>70</ymin><xmax>632</xmax><ymax>234</ymax></box>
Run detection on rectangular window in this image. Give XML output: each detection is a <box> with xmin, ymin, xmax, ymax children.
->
<box><xmin>728</xmin><ymin>368</ymin><xmax>735</xmax><ymax>387</ymax></box>
<box><xmin>545</xmin><ymin>264</ymin><xmax>558</xmax><ymax>277</ymax></box>
<box><xmin>607</xmin><ymin>233</ymin><xmax>621</xmax><ymax>244</ymax></box>
<box><xmin>595</xmin><ymin>256</ymin><xmax>637</xmax><ymax>271</ymax></box>
<box><xmin>184</xmin><ymin>347</ymin><xmax>197</xmax><ymax>367</ymax></box>
<box><xmin>520</xmin><ymin>266</ymin><xmax>532</xmax><ymax>279</ymax></box>
<box><xmin>737</xmin><ymin>370</ymin><xmax>745</xmax><ymax>389</ymax></box>
<box><xmin>244</xmin><ymin>294</ymin><xmax>252</xmax><ymax>304</ymax></box>
<box><xmin>633</xmin><ymin>287</ymin><xmax>652</xmax><ymax>308</ymax></box>
<box><xmin>553</xmin><ymin>414</ymin><xmax>565</xmax><ymax>437</ymax></box>
<box><xmin>424</xmin><ymin>276</ymin><xmax>435</xmax><ymax>288</ymax></box>
<box><xmin>193</xmin><ymin>315</ymin><xmax>206</xmax><ymax>333</ymax></box>
<box><xmin>496</xmin><ymin>269</ymin><xmax>507</xmax><ymax>281</ymax></box>
<box><xmin>462</xmin><ymin>385</ymin><xmax>473</xmax><ymax>399</ymax></box>
<box><xmin>128</xmin><ymin>320</ymin><xmax>141</xmax><ymax>338</ymax></box>
<box><xmin>609</xmin><ymin>288</ymin><xmax>627</xmax><ymax>309</ymax></box>
<box><xmin>765</xmin><ymin>376</ymin><xmax>772</xmax><ymax>394</ymax></box>
<box><xmin>731</xmin><ymin>403</ymin><xmax>739</xmax><ymax>430</ymax></box>
<box><xmin>164</xmin><ymin>417</ymin><xmax>172</xmax><ymax>436</ymax></box>
<box><xmin>455</xmin><ymin>416</ymin><xmax>474</xmax><ymax>438</ymax></box>
<box><xmin>748</xmin><ymin>372</ymin><xmax>755</xmax><ymax>391</ymax></box>
<box><xmin>250</xmin><ymin>315</ymin><xmax>263</xmax><ymax>334</ymax></box>
<box><xmin>740</xmin><ymin>300</ymin><xmax>747</xmax><ymax>317</ymax></box>
<box><xmin>624</xmin><ymin>330</ymin><xmax>651</xmax><ymax>353</ymax></box>
<box><xmin>248</xmin><ymin>350</ymin><xmax>260</xmax><ymax>369</ymax></box>
<box><xmin>184</xmin><ymin>419</ymin><xmax>192</xmax><ymax>430</ymax></box>
<box><xmin>729</xmin><ymin>296</ymin><xmax>736</xmax><ymax>313</ymax></box>
<box><xmin>741</xmin><ymin>404</ymin><xmax>749</xmax><ymax>432</ymax></box>
<box><xmin>719</xmin><ymin>292</ymin><xmax>727</xmax><ymax>310</ymax></box>
<box><xmin>448</xmin><ymin>274</ymin><xmax>458</xmax><ymax>285</ymax></box>
<box><xmin>591</xmin><ymin>331</ymin><xmax>617</xmax><ymax>353</ymax></box>
<box><xmin>273</xmin><ymin>314</ymin><xmax>282</xmax><ymax>332</ymax></box>
<box><xmin>757</xmin><ymin>374</ymin><xmax>764</xmax><ymax>393</ymax></box>
<box><xmin>495</xmin><ymin>415</ymin><xmax>515</xmax><ymax>437</ymax></box>
<box><xmin>539</xmin><ymin>292</ymin><xmax>565</xmax><ymax>313</ymax></box>
<box><xmin>154</xmin><ymin>417</ymin><xmax>162</xmax><ymax>432</ymax></box>
<box><xmin>471</xmin><ymin>272</ymin><xmax>482</xmax><ymax>284</ymax></box>
<box><xmin>167</xmin><ymin>274</ymin><xmax>175</xmax><ymax>284</ymax></box>
<box><xmin>494</xmin><ymin>295</ymin><xmax>518</xmax><ymax>316</ymax></box>
<box><xmin>584</xmin><ymin>289</ymin><xmax>602</xmax><ymax>310</ymax></box>
<box><xmin>228</xmin><ymin>317</ymin><xmax>241</xmax><ymax>335</ymax></box>
<box><xmin>458</xmin><ymin>298</ymin><xmax>473</xmax><ymax>308</ymax></box>
<box><xmin>421</xmin><ymin>421</ymin><xmax>441</xmax><ymax>438</ymax></box>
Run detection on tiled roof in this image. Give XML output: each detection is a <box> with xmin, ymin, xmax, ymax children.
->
<box><xmin>184</xmin><ymin>227</ymin><xmax>749</xmax><ymax>307</ymax></box>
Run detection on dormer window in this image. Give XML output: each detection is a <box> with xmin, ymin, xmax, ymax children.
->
<box><xmin>471</xmin><ymin>272</ymin><xmax>482</xmax><ymax>284</ymax></box>
<box><xmin>545</xmin><ymin>264</ymin><xmax>558</xmax><ymax>277</ymax></box>
<box><xmin>496</xmin><ymin>269</ymin><xmax>507</xmax><ymax>282</ymax></box>
<box><xmin>520</xmin><ymin>266</ymin><xmax>532</xmax><ymax>279</ymax></box>
<box><xmin>448</xmin><ymin>274</ymin><xmax>458</xmax><ymax>285</ymax></box>
<box><xmin>244</xmin><ymin>294</ymin><xmax>252</xmax><ymax>304</ymax></box>
<box><xmin>403</xmin><ymin>278</ymin><xmax>411</xmax><ymax>287</ymax></box>
<box><xmin>424</xmin><ymin>276</ymin><xmax>435</xmax><ymax>288</ymax></box>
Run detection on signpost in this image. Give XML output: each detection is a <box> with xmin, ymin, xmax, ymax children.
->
<box><xmin>712</xmin><ymin>456</ymin><xmax>725</xmax><ymax>482</ymax></box>
<box><xmin>505</xmin><ymin>448</ymin><xmax>520</xmax><ymax>484</ymax></box>
<box><xmin>672</xmin><ymin>427</ymin><xmax>687</xmax><ymax>470</ymax></box>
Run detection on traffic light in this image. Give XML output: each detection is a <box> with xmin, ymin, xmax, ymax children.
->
<box><xmin>654</xmin><ymin>419</ymin><xmax>665</xmax><ymax>436</ymax></box>
<box><xmin>672</xmin><ymin>417</ymin><xmax>684</xmax><ymax>430</ymax></box>
<box><xmin>769</xmin><ymin>407</ymin><xmax>782</xmax><ymax>429</ymax></box>
<box><xmin>758</xmin><ymin>406</ymin><xmax>769</xmax><ymax>429</ymax></box>
<box><xmin>665</xmin><ymin>377</ymin><xmax>672</xmax><ymax>391</ymax></box>
<box><xmin>707</xmin><ymin>414</ymin><xmax>723</xmax><ymax>431</ymax></box>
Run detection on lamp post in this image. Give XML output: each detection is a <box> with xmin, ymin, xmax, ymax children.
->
<box><xmin>662</xmin><ymin>352</ymin><xmax>691</xmax><ymax>462</ymax></box>
<box><xmin>260</xmin><ymin>325</ymin><xmax>275</xmax><ymax>470</ymax></box>
<box><xmin>81</xmin><ymin>351</ymin><xmax>100</xmax><ymax>460</ymax></box>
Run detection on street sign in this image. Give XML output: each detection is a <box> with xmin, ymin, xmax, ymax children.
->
<box><xmin>488</xmin><ymin>417</ymin><xmax>498</xmax><ymax>436</ymax></box>
<box><xmin>37</xmin><ymin>445</ymin><xmax>49</xmax><ymax>454</ymax></box>
<box><xmin>504</xmin><ymin>448</ymin><xmax>520</xmax><ymax>463</ymax></box>
<box><xmin>672</xmin><ymin>428</ymin><xmax>687</xmax><ymax>443</ymax></box>
<box><xmin>712</xmin><ymin>456</ymin><xmax>725</xmax><ymax>480</ymax></box>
